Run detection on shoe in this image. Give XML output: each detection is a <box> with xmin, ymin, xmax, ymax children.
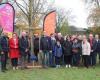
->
<box><xmin>56</xmin><ymin>65</ymin><xmax>59</xmax><ymax>68</ymax></box>
<box><xmin>13</xmin><ymin>67</ymin><xmax>16</xmax><ymax>70</ymax></box>
<box><xmin>16</xmin><ymin>67</ymin><xmax>19</xmax><ymax>70</ymax></box>
<box><xmin>66</xmin><ymin>65</ymin><xmax>68</xmax><ymax>68</ymax></box>
<box><xmin>68</xmin><ymin>65</ymin><xmax>71</xmax><ymax>68</ymax></box>
<box><xmin>58</xmin><ymin>65</ymin><xmax>60</xmax><ymax>68</ymax></box>
<box><xmin>1</xmin><ymin>70</ymin><xmax>6</xmax><ymax>73</ymax></box>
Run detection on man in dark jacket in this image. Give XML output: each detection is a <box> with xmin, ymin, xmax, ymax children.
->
<box><xmin>49</xmin><ymin>33</ymin><xmax>56</xmax><ymax>67</ymax></box>
<box><xmin>40</xmin><ymin>31</ymin><xmax>52</xmax><ymax>67</ymax></box>
<box><xmin>19</xmin><ymin>32</ymin><xmax>30</xmax><ymax>69</ymax></box>
<box><xmin>88</xmin><ymin>34</ymin><xmax>95</xmax><ymax>67</ymax></box>
<box><xmin>93</xmin><ymin>34</ymin><xmax>100</xmax><ymax>65</ymax></box>
<box><xmin>0</xmin><ymin>32</ymin><xmax>9</xmax><ymax>72</ymax></box>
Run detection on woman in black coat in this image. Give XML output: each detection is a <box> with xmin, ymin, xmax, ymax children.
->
<box><xmin>33</xmin><ymin>34</ymin><xmax>39</xmax><ymax>62</ymax></box>
<box><xmin>63</xmin><ymin>36</ymin><xmax>72</xmax><ymax>68</ymax></box>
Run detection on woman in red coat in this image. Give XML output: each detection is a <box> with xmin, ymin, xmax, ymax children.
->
<box><xmin>9</xmin><ymin>33</ymin><xmax>20</xmax><ymax>70</ymax></box>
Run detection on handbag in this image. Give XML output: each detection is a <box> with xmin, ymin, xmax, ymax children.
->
<box><xmin>30</xmin><ymin>53</ymin><xmax>38</xmax><ymax>61</ymax></box>
<box><xmin>72</xmin><ymin>49</ymin><xmax>78</xmax><ymax>53</ymax></box>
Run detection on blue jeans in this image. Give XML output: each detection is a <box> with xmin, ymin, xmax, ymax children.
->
<box><xmin>89</xmin><ymin>52</ymin><xmax>97</xmax><ymax>66</ymax></box>
<box><xmin>49</xmin><ymin>52</ymin><xmax>55</xmax><ymax>67</ymax></box>
<box><xmin>42</xmin><ymin>51</ymin><xmax>49</xmax><ymax>67</ymax></box>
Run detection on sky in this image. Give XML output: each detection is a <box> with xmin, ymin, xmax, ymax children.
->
<box><xmin>52</xmin><ymin>0</ymin><xmax>88</xmax><ymax>28</ymax></box>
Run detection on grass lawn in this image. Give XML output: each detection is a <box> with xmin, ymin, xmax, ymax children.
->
<box><xmin>0</xmin><ymin>64</ymin><xmax>100</xmax><ymax>80</ymax></box>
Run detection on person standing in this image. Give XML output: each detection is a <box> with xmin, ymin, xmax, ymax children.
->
<box><xmin>26</xmin><ymin>32</ymin><xmax>31</xmax><ymax>63</ymax></box>
<box><xmin>93</xmin><ymin>34</ymin><xmax>100</xmax><ymax>65</ymax></box>
<box><xmin>49</xmin><ymin>33</ymin><xmax>56</xmax><ymax>67</ymax></box>
<box><xmin>82</xmin><ymin>35</ymin><xmax>91</xmax><ymax>68</ymax></box>
<box><xmin>40</xmin><ymin>31</ymin><xmax>52</xmax><ymax>68</ymax></box>
<box><xmin>54</xmin><ymin>41</ymin><xmax>62</xmax><ymax>68</ymax></box>
<box><xmin>63</xmin><ymin>35</ymin><xmax>72</xmax><ymax>68</ymax></box>
<box><xmin>56</xmin><ymin>33</ymin><xmax>64</xmax><ymax>65</ymax></box>
<box><xmin>19</xmin><ymin>32</ymin><xmax>30</xmax><ymax>69</ymax></box>
<box><xmin>72</xmin><ymin>38</ymin><xmax>80</xmax><ymax>67</ymax></box>
<box><xmin>9</xmin><ymin>33</ymin><xmax>20</xmax><ymax>70</ymax></box>
<box><xmin>88</xmin><ymin>34</ymin><xmax>95</xmax><ymax>66</ymax></box>
<box><xmin>33</xmin><ymin>34</ymin><xmax>39</xmax><ymax>62</ymax></box>
<box><xmin>77</xmin><ymin>35</ymin><xmax>82</xmax><ymax>65</ymax></box>
<box><xmin>0</xmin><ymin>32</ymin><xmax>9</xmax><ymax>72</ymax></box>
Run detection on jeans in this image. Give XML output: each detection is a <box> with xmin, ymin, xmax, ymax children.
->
<box><xmin>89</xmin><ymin>52</ymin><xmax>97</xmax><ymax>66</ymax></box>
<box><xmin>42</xmin><ymin>51</ymin><xmax>49</xmax><ymax>67</ymax></box>
<box><xmin>49</xmin><ymin>52</ymin><xmax>55</xmax><ymax>67</ymax></box>
<box><xmin>20</xmin><ymin>55</ymin><xmax>28</xmax><ymax>68</ymax></box>
<box><xmin>72</xmin><ymin>54</ymin><xmax>79</xmax><ymax>66</ymax></box>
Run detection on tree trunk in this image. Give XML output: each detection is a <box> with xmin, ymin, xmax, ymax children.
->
<box><xmin>29</xmin><ymin>0</ymin><xmax>34</xmax><ymax>54</ymax></box>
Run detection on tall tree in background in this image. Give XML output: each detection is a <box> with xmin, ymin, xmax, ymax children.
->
<box><xmin>85</xmin><ymin>0</ymin><xmax>100</xmax><ymax>27</ymax></box>
<box><xmin>85</xmin><ymin>0</ymin><xmax>100</xmax><ymax>7</ymax></box>
<box><xmin>60</xmin><ymin>19</ymin><xmax>70</xmax><ymax>36</ymax></box>
<box><xmin>56</xmin><ymin>9</ymin><xmax>74</xmax><ymax>33</ymax></box>
<box><xmin>88</xmin><ymin>7</ymin><xmax>100</xmax><ymax>27</ymax></box>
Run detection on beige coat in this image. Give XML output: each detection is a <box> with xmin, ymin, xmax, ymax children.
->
<box><xmin>82</xmin><ymin>41</ymin><xmax>91</xmax><ymax>55</ymax></box>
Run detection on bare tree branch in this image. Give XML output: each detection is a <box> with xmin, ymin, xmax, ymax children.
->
<box><xmin>15</xmin><ymin>1</ymin><xmax>29</xmax><ymax>18</ymax></box>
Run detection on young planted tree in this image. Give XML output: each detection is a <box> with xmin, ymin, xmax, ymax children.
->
<box><xmin>56</xmin><ymin>8</ymin><xmax>74</xmax><ymax>33</ymax></box>
<box><xmin>60</xmin><ymin>20</ymin><xmax>71</xmax><ymax>36</ymax></box>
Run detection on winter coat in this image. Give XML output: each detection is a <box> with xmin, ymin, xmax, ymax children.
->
<box><xmin>33</xmin><ymin>37</ymin><xmax>39</xmax><ymax>51</ymax></box>
<box><xmin>72</xmin><ymin>42</ymin><xmax>80</xmax><ymax>54</ymax></box>
<box><xmin>88</xmin><ymin>39</ymin><xmax>95</xmax><ymax>50</ymax></box>
<box><xmin>54</xmin><ymin>45</ymin><xmax>62</xmax><ymax>57</ymax></box>
<box><xmin>93</xmin><ymin>39</ymin><xmax>100</xmax><ymax>53</ymax></box>
<box><xmin>82</xmin><ymin>41</ymin><xmax>91</xmax><ymax>56</ymax></box>
<box><xmin>63</xmin><ymin>40</ymin><xmax>72</xmax><ymax>56</ymax></box>
<box><xmin>51</xmin><ymin>37</ymin><xmax>56</xmax><ymax>53</ymax></box>
<box><xmin>0</xmin><ymin>36</ymin><xmax>9</xmax><ymax>52</ymax></box>
<box><xmin>9</xmin><ymin>38</ymin><xmax>20</xmax><ymax>59</ymax></box>
<box><xmin>19</xmin><ymin>36</ymin><xmax>29</xmax><ymax>56</ymax></box>
<box><xmin>40</xmin><ymin>36</ymin><xmax>51</xmax><ymax>51</ymax></box>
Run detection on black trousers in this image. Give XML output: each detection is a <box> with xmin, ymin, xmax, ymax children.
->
<box><xmin>34</xmin><ymin>49</ymin><xmax>39</xmax><ymax>62</ymax></box>
<box><xmin>11</xmin><ymin>58</ymin><xmax>18</xmax><ymax>67</ymax></box>
<box><xmin>55</xmin><ymin>57</ymin><xmax>61</xmax><ymax>65</ymax></box>
<box><xmin>64</xmin><ymin>55</ymin><xmax>72</xmax><ymax>65</ymax></box>
<box><xmin>83</xmin><ymin>55</ymin><xmax>90</xmax><ymax>68</ymax></box>
<box><xmin>1</xmin><ymin>52</ymin><xmax>8</xmax><ymax>71</ymax></box>
<box><xmin>27</xmin><ymin>52</ymin><xmax>31</xmax><ymax>63</ymax></box>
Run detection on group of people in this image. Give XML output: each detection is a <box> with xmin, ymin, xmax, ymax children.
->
<box><xmin>0</xmin><ymin>32</ymin><xmax>30</xmax><ymax>72</ymax></box>
<box><xmin>0</xmin><ymin>31</ymin><xmax>100</xmax><ymax>72</ymax></box>
<box><xmin>34</xmin><ymin>32</ymin><xmax>100</xmax><ymax>68</ymax></box>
